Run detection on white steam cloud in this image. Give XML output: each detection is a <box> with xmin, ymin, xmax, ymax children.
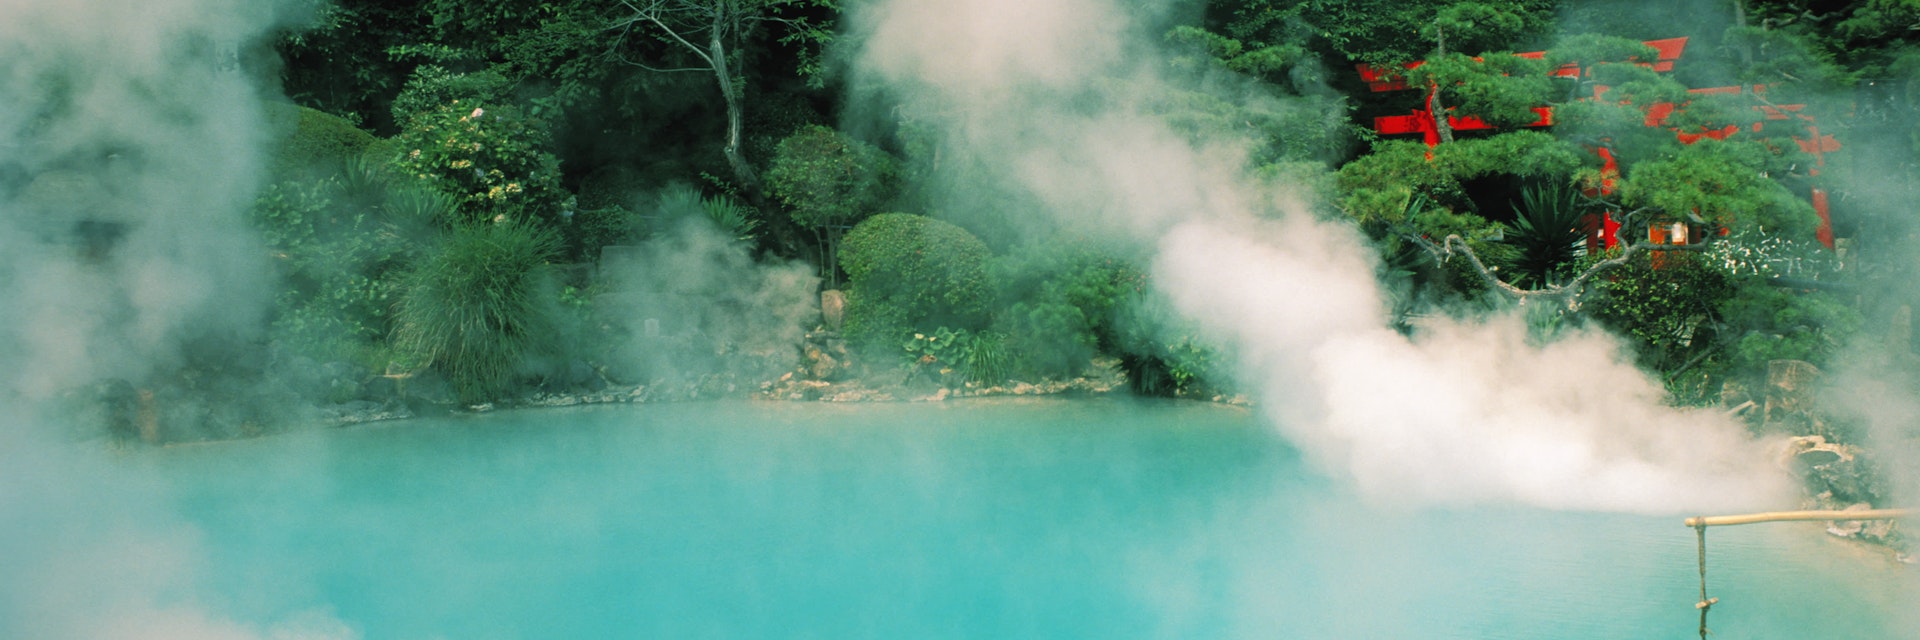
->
<box><xmin>599</xmin><ymin>214</ymin><xmax>821</xmax><ymax>384</ymax></box>
<box><xmin>0</xmin><ymin>0</ymin><xmax>276</xmax><ymax>399</ymax></box>
<box><xmin>850</xmin><ymin>0</ymin><xmax>1792</xmax><ymax>513</ymax></box>
<box><xmin>0</xmin><ymin>0</ymin><xmax>355</xmax><ymax>637</ymax></box>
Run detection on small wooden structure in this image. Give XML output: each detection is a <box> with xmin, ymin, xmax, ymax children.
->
<box><xmin>1685</xmin><ymin>509</ymin><xmax>1914</xmax><ymax>639</ymax></box>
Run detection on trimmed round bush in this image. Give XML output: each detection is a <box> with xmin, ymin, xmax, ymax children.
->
<box><xmin>840</xmin><ymin>213</ymin><xmax>992</xmax><ymax>345</ymax></box>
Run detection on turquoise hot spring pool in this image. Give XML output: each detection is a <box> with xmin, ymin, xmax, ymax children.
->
<box><xmin>106</xmin><ymin>398</ymin><xmax>1920</xmax><ymax>638</ymax></box>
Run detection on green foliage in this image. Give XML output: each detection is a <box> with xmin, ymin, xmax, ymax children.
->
<box><xmin>765</xmin><ymin>124</ymin><xmax>896</xmax><ymax>280</ymax></box>
<box><xmin>276</xmin><ymin>0</ymin><xmax>433</xmax><ymax>134</ymax></box>
<box><xmin>1717</xmin><ymin>284</ymin><xmax>1861</xmax><ymax>374</ymax></box>
<box><xmin>653</xmin><ymin>183</ymin><xmax>761</xmax><ymax>244</ymax></box>
<box><xmin>896</xmin><ymin>326</ymin><xmax>1011</xmax><ymax>386</ymax></box>
<box><xmin>578</xmin><ymin>165</ymin><xmax>647</xmax><ymax>211</ymax></box>
<box><xmin>766</xmin><ymin>124</ymin><xmax>897</xmax><ymax>282</ymax></box>
<box><xmin>564</xmin><ymin>205</ymin><xmax>639</xmax><ymax>262</ymax></box>
<box><xmin>1203</xmin><ymin>0</ymin><xmax>1552</xmax><ymax>67</ymax></box>
<box><xmin>390</xmin><ymin>65</ymin><xmax>516</xmax><ymax>128</ymax></box>
<box><xmin>394</xmin><ymin>221</ymin><xmax>561</xmax><ymax>403</ymax></box>
<box><xmin>701</xmin><ymin>192</ymin><xmax>761</xmax><ymax>244</ymax></box>
<box><xmin>1723</xmin><ymin>25</ymin><xmax>1856</xmax><ymax>91</ymax></box>
<box><xmin>1500</xmin><ymin>180</ymin><xmax>1590</xmax><ymax>288</ymax></box>
<box><xmin>992</xmin><ymin>242</ymin><xmax>1146</xmax><ymax>378</ymax></box>
<box><xmin>1165</xmin><ymin>24</ymin><xmax>1310</xmax><ymax>79</ymax></box>
<box><xmin>1585</xmin><ymin>252</ymin><xmax>1733</xmax><ymax>372</ymax></box>
<box><xmin>902</xmin><ymin>327</ymin><xmax>968</xmax><ymax>370</ymax></box>
<box><xmin>840</xmin><ymin>213</ymin><xmax>993</xmax><ymax>347</ymax></box>
<box><xmin>962</xmin><ymin>330</ymin><xmax>1013</xmax><ymax>386</ymax></box>
<box><xmin>1620</xmin><ymin>139</ymin><xmax>1819</xmax><ymax>238</ymax></box>
<box><xmin>251</xmin><ymin>178</ymin><xmax>413</xmax><ymax>367</ymax></box>
<box><xmin>1120</xmin><ymin>332</ymin><xmax>1227</xmax><ymax>398</ymax></box>
<box><xmin>268</xmin><ymin>103</ymin><xmax>378</xmax><ymax>180</ymax></box>
<box><xmin>1132</xmin><ymin>74</ymin><xmax>1351</xmax><ymax>166</ymax></box>
<box><xmin>1413</xmin><ymin>52</ymin><xmax>1555</xmax><ymax>127</ymax></box>
<box><xmin>1339</xmin><ymin>132</ymin><xmax>1584</xmax><ymax>224</ymax></box>
<box><xmin>1426</xmin><ymin>2</ymin><xmax>1530</xmax><ymax>51</ymax></box>
<box><xmin>390</xmin><ymin>99</ymin><xmax>566</xmax><ymax>225</ymax></box>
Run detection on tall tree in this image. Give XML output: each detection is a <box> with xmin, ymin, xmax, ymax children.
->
<box><xmin>610</xmin><ymin>0</ymin><xmax>835</xmax><ymax>192</ymax></box>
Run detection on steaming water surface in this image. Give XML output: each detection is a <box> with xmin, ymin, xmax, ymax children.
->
<box><xmin>144</xmin><ymin>399</ymin><xmax>1916</xmax><ymax>639</ymax></box>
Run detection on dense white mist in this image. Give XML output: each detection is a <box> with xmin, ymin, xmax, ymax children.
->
<box><xmin>599</xmin><ymin>212</ymin><xmax>821</xmax><ymax>383</ymax></box>
<box><xmin>849</xmin><ymin>0</ymin><xmax>1793</xmax><ymax>513</ymax></box>
<box><xmin>0</xmin><ymin>0</ymin><xmax>277</xmax><ymax>399</ymax></box>
<box><xmin>0</xmin><ymin>0</ymin><xmax>355</xmax><ymax>637</ymax></box>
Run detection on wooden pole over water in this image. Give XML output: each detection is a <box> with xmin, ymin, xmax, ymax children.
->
<box><xmin>1686</xmin><ymin>508</ymin><xmax>1913</xmax><ymax>639</ymax></box>
<box><xmin>1684</xmin><ymin>508</ymin><xmax>1915</xmax><ymax>528</ymax></box>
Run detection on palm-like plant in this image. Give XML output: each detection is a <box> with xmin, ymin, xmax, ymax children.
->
<box><xmin>1502</xmin><ymin>181</ymin><xmax>1592</xmax><ymax>288</ymax></box>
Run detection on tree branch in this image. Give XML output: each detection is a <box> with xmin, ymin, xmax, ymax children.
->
<box><xmin>1406</xmin><ymin>229</ymin><xmax>1717</xmax><ymax>306</ymax></box>
<box><xmin>612</xmin><ymin>0</ymin><xmax>716</xmax><ymax>67</ymax></box>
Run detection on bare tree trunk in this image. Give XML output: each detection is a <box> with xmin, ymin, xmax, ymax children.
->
<box><xmin>1432</xmin><ymin>31</ymin><xmax>1456</xmax><ymax>145</ymax></box>
<box><xmin>1732</xmin><ymin>0</ymin><xmax>1754</xmax><ymax>67</ymax></box>
<box><xmin>709</xmin><ymin>26</ymin><xmax>759</xmax><ymax>191</ymax></box>
<box><xmin>1431</xmin><ymin>90</ymin><xmax>1457</xmax><ymax>145</ymax></box>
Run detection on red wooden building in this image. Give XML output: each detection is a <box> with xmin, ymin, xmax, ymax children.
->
<box><xmin>1356</xmin><ymin>37</ymin><xmax>1839</xmax><ymax>251</ymax></box>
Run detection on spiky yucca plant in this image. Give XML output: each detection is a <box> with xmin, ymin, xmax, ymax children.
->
<box><xmin>1503</xmin><ymin>181</ymin><xmax>1591</xmax><ymax>288</ymax></box>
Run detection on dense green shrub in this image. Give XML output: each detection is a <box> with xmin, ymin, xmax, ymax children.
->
<box><xmin>654</xmin><ymin>184</ymin><xmax>760</xmax><ymax>244</ymax></box>
<box><xmin>962</xmin><ymin>330</ymin><xmax>1013</xmax><ymax>386</ymax></box>
<box><xmin>1500</xmin><ymin>180</ymin><xmax>1591</xmax><ymax>288</ymax></box>
<box><xmin>390</xmin><ymin>99</ymin><xmax>565</xmax><ymax>225</ymax></box>
<box><xmin>991</xmin><ymin>242</ymin><xmax>1145</xmax><ymax>378</ymax></box>
<box><xmin>390</xmin><ymin>65</ymin><xmax>516</xmax><ymax>128</ymax></box>
<box><xmin>1586</xmin><ymin>252</ymin><xmax>1733</xmax><ymax>372</ymax></box>
<box><xmin>766</xmin><ymin>124</ymin><xmax>898</xmax><ymax>285</ymax></box>
<box><xmin>252</xmin><ymin>179</ymin><xmax>411</xmax><ymax>367</ymax></box>
<box><xmin>267</xmin><ymin>103</ymin><xmax>377</xmax><ymax>180</ymax></box>
<box><xmin>393</xmin><ymin>221</ymin><xmax>560</xmax><ymax>402</ymax></box>
<box><xmin>1716</xmin><ymin>284</ymin><xmax>1860</xmax><ymax>374</ymax></box>
<box><xmin>840</xmin><ymin>213</ymin><xmax>992</xmax><ymax>347</ymax></box>
<box><xmin>1112</xmin><ymin>295</ymin><xmax>1230</xmax><ymax>398</ymax></box>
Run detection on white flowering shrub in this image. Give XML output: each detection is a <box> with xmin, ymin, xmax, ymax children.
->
<box><xmin>390</xmin><ymin>99</ymin><xmax>565</xmax><ymax>226</ymax></box>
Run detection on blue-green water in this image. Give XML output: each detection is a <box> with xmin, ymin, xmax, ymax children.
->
<box><xmin>143</xmin><ymin>399</ymin><xmax>1916</xmax><ymax>639</ymax></box>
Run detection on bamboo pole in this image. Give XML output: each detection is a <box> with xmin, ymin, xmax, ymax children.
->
<box><xmin>1686</xmin><ymin>507</ymin><xmax>1912</xmax><ymax>638</ymax></box>
<box><xmin>1684</xmin><ymin>509</ymin><xmax>1915</xmax><ymax>528</ymax></box>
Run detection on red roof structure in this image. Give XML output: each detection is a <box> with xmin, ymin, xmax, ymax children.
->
<box><xmin>1355</xmin><ymin>37</ymin><xmax>1839</xmax><ymax>249</ymax></box>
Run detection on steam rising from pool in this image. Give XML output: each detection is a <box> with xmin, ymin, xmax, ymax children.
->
<box><xmin>847</xmin><ymin>0</ymin><xmax>1792</xmax><ymax>513</ymax></box>
<box><xmin>0</xmin><ymin>0</ymin><xmax>355</xmax><ymax>636</ymax></box>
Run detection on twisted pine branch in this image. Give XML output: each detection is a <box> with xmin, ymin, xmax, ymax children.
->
<box><xmin>1406</xmin><ymin>228</ymin><xmax>1715</xmax><ymax>305</ymax></box>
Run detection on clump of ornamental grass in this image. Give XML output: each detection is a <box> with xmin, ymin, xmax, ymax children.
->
<box><xmin>393</xmin><ymin>220</ymin><xmax>559</xmax><ymax>403</ymax></box>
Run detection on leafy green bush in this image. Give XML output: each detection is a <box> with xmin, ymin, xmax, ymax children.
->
<box><xmin>766</xmin><ymin>124</ymin><xmax>898</xmax><ymax>285</ymax></box>
<box><xmin>390</xmin><ymin>65</ymin><xmax>515</xmax><ymax>128</ymax></box>
<box><xmin>1113</xmin><ymin>295</ymin><xmax>1230</xmax><ymax>397</ymax></box>
<box><xmin>393</xmin><ymin>221</ymin><xmax>560</xmax><ymax>402</ymax></box>
<box><xmin>1586</xmin><ymin>252</ymin><xmax>1733</xmax><ymax>372</ymax></box>
<box><xmin>898</xmin><ymin>327</ymin><xmax>1011</xmax><ymax>386</ymax></box>
<box><xmin>390</xmin><ymin>99</ymin><xmax>565</xmax><ymax>226</ymax></box>
<box><xmin>962</xmin><ymin>330</ymin><xmax>1012</xmax><ymax>386</ymax></box>
<box><xmin>841</xmin><ymin>213</ymin><xmax>992</xmax><ymax>347</ymax></box>
<box><xmin>252</xmin><ymin>179</ymin><xmax>411</xmax><ymax>366</ymax></box>
<box><xmin>1717</xmin><ymin>284</ymin><xmax>1860</xmax><ymax>374</ymax></box>
<box><xmin>991</xmin><ymin>241</ymin><xmax>1145</xmax><ymax>378</ymax></box>
<box><xmin>267</xmin><ymin>103</ymin><xmax>377</xmax><ymax>180</ymax></box>
<box><xmin>654</xmin><ymin>184</ymin><xmax>760</xmax><ymax>244</ymax></box>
